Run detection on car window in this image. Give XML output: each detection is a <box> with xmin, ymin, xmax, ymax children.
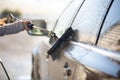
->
<box><xmin>71</xmin><ymin>0</ymin><xmax>111</xmax><ymax>44</ymax></box>
<box><xmin>98</xmin><ymin>0</ymin><xmax>120</xmax><ymax>52</ymax></box>
<box><xmin>54</xmin><ymin>0</ymin><xmax>84</xmax><ymax>38</ymax></box>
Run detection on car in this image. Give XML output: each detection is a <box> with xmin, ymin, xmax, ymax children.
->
<box><xmin>28</xmin><ymin>0</ymin><xmax>120</xmax><ymax>80</ymax></box>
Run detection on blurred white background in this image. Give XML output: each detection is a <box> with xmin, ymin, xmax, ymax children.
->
<box><xmin>0</xmin><ymin>0</ymin><xmax>71</xmax><ymax>80</ymax></box>
<box><xmin>0</xmin><ymin>0</ymin><xmax>71</xmax><ymax>18</ymax></box>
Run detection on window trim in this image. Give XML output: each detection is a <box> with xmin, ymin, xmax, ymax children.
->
<box><xmin>53</xmin><ymin>0</ymin><xmax>75</xmax><ymax>31</ymax></box>
<box><xmin>95</xmin><ymin>0</ymin><xmax>114</xmax><ymax>45</ymax></box>
<box><xmin>53</xmin><ymin>0</ymin><xmax>86</xmax><ymax>31</ymax></box>
<box><xmin>69</xmin><ymin>0</ymin><xmax>86</xmax><ymax>27</ymax></box>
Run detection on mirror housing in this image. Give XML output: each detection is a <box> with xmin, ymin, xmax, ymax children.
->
<box><xmin>27</xmin><ymin>19</ymin><xmax>48</xmax><ymax>36</ymax></box>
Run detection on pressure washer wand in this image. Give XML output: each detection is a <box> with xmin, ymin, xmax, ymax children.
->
<box><xmin>9</xmin><ymin>13</ymin><xmax>58</xmax><ymax>39</ymax></box>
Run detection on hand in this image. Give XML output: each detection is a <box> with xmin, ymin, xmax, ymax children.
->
<box><xmin>23</xmin><ymin>20</ymin><xmax>33</xmax><ymax>30</ymax></box>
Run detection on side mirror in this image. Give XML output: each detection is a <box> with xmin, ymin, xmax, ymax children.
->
<box><xmin>27</xmin><ymin>19</ymin><xmax>48</xmax><ymax>36</ymax></box>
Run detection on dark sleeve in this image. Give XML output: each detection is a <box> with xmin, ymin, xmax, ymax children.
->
<box><xmin>0</xmin><ymin>21</ymin><xmax>25</xmax><ymax>36</ymax></box>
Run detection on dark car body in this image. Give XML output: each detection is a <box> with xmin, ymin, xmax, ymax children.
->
<box><xmin>30</xmin><ymin>0</ymin><xmax>120</xmax><ymax>80</ymax></box>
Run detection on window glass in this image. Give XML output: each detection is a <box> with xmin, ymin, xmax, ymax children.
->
<box><xmin>72</xmin><ymin>0</ymin><xmax>110</xmax><ymax>44</ymax></box>
<box><xmin>98</xmin><ymin>0</ymin><xmax>120</xmax><ymax>52</ymax></box>
<box><xmin>54</xmin><ymin>0</ymin><xmax>84</xmax><ymax>37</ymax></box>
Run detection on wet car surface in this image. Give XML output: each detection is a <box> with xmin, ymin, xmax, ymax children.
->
<box><xmin>29</xmin><ymin>0</ymin><xmax>120</xmax><ymax>80</ymax></box>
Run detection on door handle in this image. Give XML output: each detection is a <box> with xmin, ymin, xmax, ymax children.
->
<box><xmin>63</xmin><ymin>62</ymin><xmax>71</xmax><ymax>79</ymax></box>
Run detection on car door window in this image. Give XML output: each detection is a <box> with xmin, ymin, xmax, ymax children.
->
<box><xmin>54</xmin><ymin>0</ymin><xmax>84</xmax><ymax>38</ymax></box>
<box><xmin>71</xmin><ymin>0</ymin><xmax>111</xmax><ymax>44</ymax></box>
<box><xmin>98</xmin><ymin>0</ymin><xmax>120</xmax><ymax>52</ymax></box>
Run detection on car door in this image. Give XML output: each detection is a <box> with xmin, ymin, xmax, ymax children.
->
<box><xmin>48</xmin><ymin>0</ymin><xmax>120</xmax><ymax>80</ymax></box>
<box><xmin>70</xmin><ymin>0</ymin><xmax>120</xmax><ymax>79</ymax></box>
<box><xmin>47</xmin><ymin>0</ymin><xmax>84</xmax><ymax>80</ymax></box>
<box><xmin>48</xmin><ymin>53</ymin><xmax>77</xmax><ymax>80</ymax></box>
<box><xmin>68</xmin><ymin>0</ymin><xmax>120</xmax><ymax>79</ymax></box>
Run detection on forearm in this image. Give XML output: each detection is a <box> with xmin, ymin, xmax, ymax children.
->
<box><xmin>0</xmin><ymin>21</ymin><xmax>25</xmax><ymax>36</ymax></box>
